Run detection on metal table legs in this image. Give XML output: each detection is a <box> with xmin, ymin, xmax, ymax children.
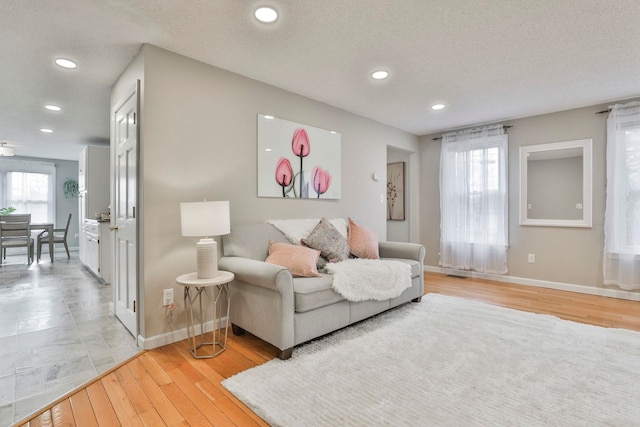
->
<box><xmin>183</xmin><ymin>283</ymin><xmax>230</xmax><ymax>358</ymax></box>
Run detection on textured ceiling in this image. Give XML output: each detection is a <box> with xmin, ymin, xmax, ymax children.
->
<box><xmin>1</xmin><ymin>0</ymin><xmax>640</xmax><ymax>161</ymax></box>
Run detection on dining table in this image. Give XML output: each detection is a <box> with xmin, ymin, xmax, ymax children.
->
<box><xmin>31</xmin><ymin>223</ymin><xmax>54</xmax><ymax>263</ymax></box>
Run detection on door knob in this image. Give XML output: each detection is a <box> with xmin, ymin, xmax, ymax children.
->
<box><xmin>109</xmin><ymin>226</ymin><xmax>119</xmax><ymax>231</ymax></box>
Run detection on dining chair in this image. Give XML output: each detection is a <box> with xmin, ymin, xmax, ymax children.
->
<box><xmin>37</xmin><ymin>213</ymin><xmax>72</xmax><ymax>261</ymax></box>
<box><xmin>0</xmin><ymin>214</ymin><xmax>34</xmax><ymax>264</ymax></box>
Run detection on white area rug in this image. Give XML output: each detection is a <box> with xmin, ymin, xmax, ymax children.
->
<box><xmin>223</xmin><ymin>294</ymin><xmax>640</xmax><ymax>426</ymax></box>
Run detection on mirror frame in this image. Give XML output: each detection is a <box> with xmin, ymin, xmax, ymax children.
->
<box><xmin>519</xmin><ymin>138</ymin><xmax>593</xmax><ymax>228</ymax></box>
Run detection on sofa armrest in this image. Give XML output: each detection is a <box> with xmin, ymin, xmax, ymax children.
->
<box><xmin>218</xmin><ymin>255</ymin><xmax>296</xmax><ymax>354</ymax></box>
<box><xmin>378</xmin><ymin>241</ymin><xmax>425</xmax><ymax>263</ymax></box>
<box><xmin>218</xmin><ymin>256</ymin><xmax>293</xmax><ymax>293</ymax></box>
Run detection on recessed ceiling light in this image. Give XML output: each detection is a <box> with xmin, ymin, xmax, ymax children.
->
<box><xmin>44</xmin><ymin>104</ymin><xmax>62</xmax><ymax>111</ymax></box>
<box><xmin>0</xmin><ymin>142</ymin><xmax>14</xmax><ymax>157</ymax></box>
<box><xmin>255</xmin><ymin>6</ymin><xmax>278</xmax><ymax>23</ymax></box>
<box><xmin>264</xmin><ymin>115</ymin><xmax>275</xmax><ymax>119</ymax></box>
<box><xmin>55</xmin><ymin>58</ymin><xmax>77</xmax><ymax>69</ymax></box>
<box><xmin>40</xmin><ymin>128</ymin><xmax>53</xmax><ymax>133</ymax></box>
<box><xmin>371</xmin><ymin>70</ymin><xmax>389</xmax><ymax>80</ymax></box>
<box><xmin>431</xmin><ymin>104</ymin><xmax>445</xmax><ymax>110</ymax></box>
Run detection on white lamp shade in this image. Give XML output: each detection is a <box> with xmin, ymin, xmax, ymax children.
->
<box><xmin>180</xmin><ymin>201</ymin><xmax>230</xmax><ymax>237</ymax></box>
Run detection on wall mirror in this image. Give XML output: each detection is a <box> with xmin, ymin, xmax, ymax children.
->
<box><xmin>519</xmin><ymin>139</ymin><xmax>592</xmax><ymax>227</ymax></box>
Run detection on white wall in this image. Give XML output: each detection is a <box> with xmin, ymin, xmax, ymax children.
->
<box><xmin>114</xmin><ymin>44</ymin><xmax>419</xmax><ymax>340</ymax></box>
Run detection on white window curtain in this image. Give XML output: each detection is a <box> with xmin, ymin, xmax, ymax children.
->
<box><xmin>603</xmin><ymin>101</ymin><xmax>640</xmax><ymax>290</ymax></box>
<box><xmin>439</xmin><ymin>125</ymin><xmax>508</xmax><ymax>274</ymax></box>
<box><xmin>0</xmin><ymin>158</ymin><xmax>56</xmax><ymax>224</ymax></box>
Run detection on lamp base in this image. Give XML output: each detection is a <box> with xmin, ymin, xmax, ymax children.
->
<box><xmin>197</xmin><ymin>238</ymin><xmax>218</xmax><ymax>279</ymax></box>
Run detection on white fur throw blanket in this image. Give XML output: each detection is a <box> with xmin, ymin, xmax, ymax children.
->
<box><xmin>325</xmin><ymin>259</ymin><xmax>412</xmax><ymax>302</ymax></box>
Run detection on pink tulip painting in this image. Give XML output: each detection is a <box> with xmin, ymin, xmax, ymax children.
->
<box><xmin>291</xmin><ymin>128</ymin><xmax>310</xmax><ymax>157</ymax></box>
<box><xmin>275</xmin><ymin>157</ymin><xmax>293</xmax><ymax>197</ymax></box>
<box><xmin>312</xmin><ymin>167</ymin><xmax>331</xmax><ymax>198</ymax></box>
<box><xmin>292</xmin><ymin>128</ymin><xmax>310</xmax><ymax>197</ymax></box>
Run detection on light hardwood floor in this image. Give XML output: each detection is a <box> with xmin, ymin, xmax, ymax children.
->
<box><xmin>15</xmin><ymin>272</ymin><xmax>640</xmax><ymax>426</ymax></box>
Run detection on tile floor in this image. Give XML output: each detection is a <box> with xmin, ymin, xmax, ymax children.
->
<box><xmin>0</xmin><ymin>250</ymin><xmax>139</xmax><ymax>426</ymax></box>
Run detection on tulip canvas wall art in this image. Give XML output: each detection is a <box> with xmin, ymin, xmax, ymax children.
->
<box><xmin>258</xmin><ymin>114</ymin><xmax>341</xmax><ymax>199</ymax></box>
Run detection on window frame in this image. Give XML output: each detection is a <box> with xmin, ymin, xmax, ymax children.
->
<box><xmin>0</xmin><ymin>158</ymin><xmax>56</xmax><ymax>224</ymax></box>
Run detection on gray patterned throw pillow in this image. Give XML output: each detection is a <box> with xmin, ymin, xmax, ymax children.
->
<box><xmin>302</xmin><ymin>217</ymin><xmax>350</xmax><ymax>263</ymax></box>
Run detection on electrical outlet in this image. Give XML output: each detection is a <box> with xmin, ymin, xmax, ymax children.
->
<box><xmin>528</xmin><ymin>254</ymin><xmax>535</xmax><ymax>263</ymax></box>
<box><xmin>162</xmin><ymin>289</ymin><xmax>174</xmax><ymax>306</ymax></box>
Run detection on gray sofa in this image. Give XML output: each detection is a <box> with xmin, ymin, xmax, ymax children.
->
<box><xmin>218</xmin><ymin>222</ymin><xmax>425</xmax><ymax>359</ymax></box>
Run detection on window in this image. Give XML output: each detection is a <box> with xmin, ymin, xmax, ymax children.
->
<box><xmin>624</xmin><ymin>129</ymin><xmax>640</xmax><ymax>248</ymax></box>
<box><xmin>603</xmin><ymin>101</ymin><xmax>640</xmax><ymax>290</ymax></box>
<box><xmin>0</xmin><ymin>159</ymin><xmax>56</xmax><ymax>223</ymax></box>
<box><xmin>440</xmin><ymin>125</ymin><xmax>508</xmax><ymax>274</ymax></box>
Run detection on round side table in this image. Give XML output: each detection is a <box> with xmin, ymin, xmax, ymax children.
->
<box><xmin>176</xmin><ymin>271</ymin><xmax>234</xmax><ymax>359</ymax></box>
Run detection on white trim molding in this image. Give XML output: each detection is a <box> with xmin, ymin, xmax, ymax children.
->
<box><xmin>137</xmin><ymin>316</ymin><xmax>228</xmax><ymax>350</ymax></box>
<box><xmin>425</xmin><ymin>266</ymin><xmax>640</xmax><ymax>302</ymax></box>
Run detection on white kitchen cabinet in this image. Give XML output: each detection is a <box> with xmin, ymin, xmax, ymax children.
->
<box><xmin>99</xmin><ymin>221</ymin><xmax>112</xmax><ymax>284</ymax></box>
<box><xmin>84</xmin><ymin>220</ymin><xmax>100</xmax><ymax>277</ymax></box>
<box><xmin>79</xmin><ymin>145</ymin><xmax>111</xmax><ymax>282</ymax></box>
<box><xmin>83</xmin><ymin>219</ymin><xmax>112</xmax><ymax>284</ymax></box>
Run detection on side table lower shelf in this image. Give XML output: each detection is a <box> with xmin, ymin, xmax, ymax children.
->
<box><xmin>176</xmin><ymin>271</ymin><xmax>234</xmax><ymax>359</ymax></box>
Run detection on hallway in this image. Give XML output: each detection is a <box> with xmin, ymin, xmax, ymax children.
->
<box><xmin>0</xmin><ymin>251</ymin><xmax>139</xmax><ymax>425</ymax></box>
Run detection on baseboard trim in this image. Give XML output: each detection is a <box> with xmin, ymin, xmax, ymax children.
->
<box><xmin>424</xmin><ymin>266</ymin><xmax>640</xmax><ymax>302</ymax></box>
<box><xmin>137</xmin><ymin>316</ymin><xmax>228</xmax><ymax>350</ymax></box>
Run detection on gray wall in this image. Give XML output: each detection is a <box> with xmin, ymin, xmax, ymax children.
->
<box><xmin>54</xmin><ymin>158</ymin><xmax>80</xmax><ymax>249</ymax></box>
<box><xmin>528</xmin><ymin>156</ymin><xmax>582</xmax><ymax>220</ymax></box>
<box><xmin>419</xmin><ymin>100</ymin><xmax>639</xmax><ymax>292</ymax></box>
<box><xmin>113</xmin><ymin>45</ymin><xmax>419</xmax><ymax>339</ymax></box>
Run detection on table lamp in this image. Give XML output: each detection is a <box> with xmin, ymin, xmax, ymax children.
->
<box><xmin>180</xmin><ymin>200</ymin><xmax>230</xmax><ymax>279</ymax></box>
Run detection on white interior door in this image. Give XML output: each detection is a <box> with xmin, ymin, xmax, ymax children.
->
<box><xmin>112</xmin><ymin>84</ymin><xmax>138</xmax><ymax>337</ymax></box>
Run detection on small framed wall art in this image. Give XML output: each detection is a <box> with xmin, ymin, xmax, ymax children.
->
<box><xmin>387</xmin><ymin>162</ymin><xmax>405</xmax><ymax>221</ymax></box>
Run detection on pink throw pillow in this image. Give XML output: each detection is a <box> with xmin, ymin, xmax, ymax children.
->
<box><xmin>347</xmin><ymin>218</ymin><xmax>380</xmax><ymax>259</ymax></box>
<box><xmin>265</xmin><ymin>240</ymin><xmax>321</xmax><ymax>277</ymax></box>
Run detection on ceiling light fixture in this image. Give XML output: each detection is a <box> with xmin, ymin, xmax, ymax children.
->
<box><xmin>371</xmin><ymin>70</ymin><xmax>389</xmax><ymax>80</ymax></box>
<box><xmin>0</xmin><ymin>142</ymin><xmax>14</xmax><ymax>157</ymax></box>
<box><xmin>45</xmin><ymin>104</ymin><xmax>62</xmax><ymax>111</ymax></box>
<box><xmin>431</xmin><ymin>104</ymin><xmax>445</xmax><ymax>110</ymax></box>
<box><xmin>255</xmin><ymin>6</ymin><xmax>278</xmax><ymax>23</ymax></box>
<box><xmin>40</xmin><ymin>128</ymin><xmax>53</xmax><ymax>133</ymax></box>
<box><xmin>55</xmin><ymin>58</ymin><xmax>77</xmax><ymax>69</ymax></box>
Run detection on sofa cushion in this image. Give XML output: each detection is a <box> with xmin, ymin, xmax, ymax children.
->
<box><xmin>223</xmin><ymin>223</ymin><xmax>288</xmax><ymax>261</ymax></box>
<box><xmin>265</xmin><ymin>241</ymin><xmax>321</xmax><ymax>277</ymax></box>
<box><xmin>293</xmin><ymin>274</ymin><xmax>344</xmax><ymax>312</ymax></box>
<box><xmin>347</xmin><ymin>217</ymin><xmax>380</xmax><ymax>259</ymax></box>
<box><xmin>302</xmin><ymin>218</ymin><xmax>350</xmax><ymax>262</ymax></box>
<box><xmin>268</xmin><ymin>218</ymin><xmax>348</xmax><ymax>245</ymax></box>
<box><xmin>381</xmin><ymin>257</ymin><xmax>421</xmax><ymax>278</ymax></box>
